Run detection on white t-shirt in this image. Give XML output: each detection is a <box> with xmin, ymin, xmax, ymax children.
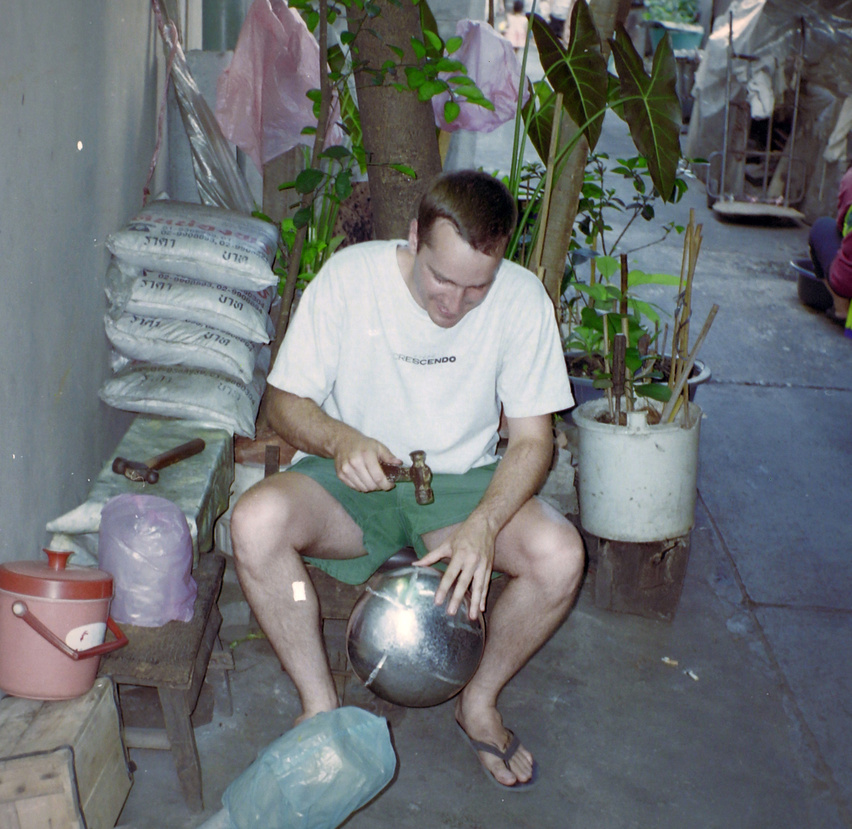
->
<box><xmin>268</xmin><ymin>240</ymin><xmax>573</xmax><ymax>474</ymax></box>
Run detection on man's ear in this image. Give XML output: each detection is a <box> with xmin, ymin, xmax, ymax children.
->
<box><xmin>408</xmin><ymin>219</ymin><xmax>419</xmax><ymax>251</ymax></box>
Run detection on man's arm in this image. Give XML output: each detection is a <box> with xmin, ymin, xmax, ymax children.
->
<box><xmin>415</xmin><ymin>413</ymin><xmax>554</xmax><ymax>618</ymax></box>
<box><xmin>266</xmin><ymin>386</ymin><xmax>403</xmax><ymax>492</ymax></box>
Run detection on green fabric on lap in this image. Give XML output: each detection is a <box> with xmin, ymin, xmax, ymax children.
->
<box><xmin>290</xmin><ymin>456</ymin><xmax>497</xmax><ymax>585</ymax></box>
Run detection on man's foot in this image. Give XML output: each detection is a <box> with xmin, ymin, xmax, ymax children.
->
<box><xmin>455</xmin><ymin>699</ymin><xmax>537</xmax><ymax>789</ymax></box>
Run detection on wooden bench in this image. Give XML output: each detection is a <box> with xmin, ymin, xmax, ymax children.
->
<box><xmin>98</xmin><ymin>553</ymin><xmax>230</xmax><ymax>812</ymax></box>
<box><xmin>46</xmin><ymin>416</ymin><xmax>234</xmax><ymax>565</ymax></box>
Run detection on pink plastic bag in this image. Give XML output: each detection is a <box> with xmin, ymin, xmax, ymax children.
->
<box><xmin>215</xmin><ymin>0</ymin><xmax>343</xmax><ymax>173</ymax></box>
<box><xmin>98</xmin><ymin>494</ymin><xmax>197</xmax><ymax>627</ymax></box>
<box><xmin>432</xmin><ymin>20</ymin><xmax>531</xmax><ymax>134</ymax></box>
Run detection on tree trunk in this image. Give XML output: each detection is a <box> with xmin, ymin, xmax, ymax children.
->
<box><xmin>347</xmin><ymin>0</ymin><xmax>442</xmax><ymax>239</ymax></box>
<box><xmin>538</xmin><ymin>0</ymin><xmax>627</xmax><ymax>316</ymax></box>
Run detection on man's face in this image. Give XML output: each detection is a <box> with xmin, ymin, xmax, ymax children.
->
<box><xmin>406</xmin><ymin>218</ymin><xmax>503</xmax><ymax>328</ymax></box>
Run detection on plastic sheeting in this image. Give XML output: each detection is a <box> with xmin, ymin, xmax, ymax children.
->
<box><xmin>152</xmin><ymin>0</ymin><xmax>255</xmax><ymax>214</ymax></box>
<box><xmin>432</xmin><ymin>19</ymin><xmax>532</xmax><ymax>133</ymax></box>
<box><xmin>215</xmin><ymin>0</ymin><xmax>344</xmax><ymax>174</ymax></box>
<box><xmin>688</xmin><ymin>0</ymin><xmax>852</xmax><ymax>132</ymax></box>
<box><xmin>686</xmin><ymin>0</ymin><xmax>852</xmax><ymax>216</ymax></box>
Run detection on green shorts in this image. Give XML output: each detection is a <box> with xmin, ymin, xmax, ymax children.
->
<box><xmin>292</xmin><ymin>455</ymin><xmax>497</xmax><ymax>585</ymax></box>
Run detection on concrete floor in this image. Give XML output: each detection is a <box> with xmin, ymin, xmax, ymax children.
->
<box><xmin>116</xmin><ymin>52</ymin><xmax>852</xmax><ymax>829</ymax></box>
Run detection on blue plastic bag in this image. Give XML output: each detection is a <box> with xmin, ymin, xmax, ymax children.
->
<box><xmin>222</xmin><ymin>707</ymin><xmax>397</xmax><ymax>829</ymax></box>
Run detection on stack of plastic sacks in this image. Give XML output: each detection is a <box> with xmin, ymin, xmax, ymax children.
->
<box><xmin>100</xmin><ymin>199</ymin><xmax>279</xmax><ymax>438</ymax></box>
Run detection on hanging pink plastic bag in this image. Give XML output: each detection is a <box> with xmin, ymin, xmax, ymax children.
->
<box><xmin>432</xmin><ymin>20</ymin><xmax>531</xmax><ymax>133</ymax></box>
<box><xmin>215</xmin><ymin>0</ymin><xmax>343</xmax><ymax>173</ymax></box>
<box><xmin>98</xmin><ymin>494</ymin><xmax>197</xmax><ymax>626</ymax></box>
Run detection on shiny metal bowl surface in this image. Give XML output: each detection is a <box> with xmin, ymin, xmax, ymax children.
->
<box><xmin>345</xmin><ymin>566</ymin><xmax>485</xmax><ymax>707</ymax></box>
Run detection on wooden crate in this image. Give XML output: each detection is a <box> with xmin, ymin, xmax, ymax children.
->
<box><xmin>0</xmin><ymin>677</ymin><xmax>131</xmax><ymax>829</ymax></box>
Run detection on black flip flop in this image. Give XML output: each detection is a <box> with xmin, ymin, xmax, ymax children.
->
<box><xmin>457</xmin><ymin>722</ymin><xmax>540</xmax><ymax>791</ymax></box>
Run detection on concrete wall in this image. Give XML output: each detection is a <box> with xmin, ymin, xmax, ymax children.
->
<box><xmin>0</xmin><ymin>3</ymin><xmax>162</xmax><ymax>564</ymax></box>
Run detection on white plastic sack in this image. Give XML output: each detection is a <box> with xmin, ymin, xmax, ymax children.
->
<box><xmin>98</xmin><ymin>493</ymin><xmax>197</xmax><ymax>626</ymax></box>
<box><xmin>106</xmin><ymin>263</ymin><xmax>274</xmax><ymax>344</ymax></box>
<box><xmin>99</xmin><ymin>362</ymin><xmax>266</xmax><ymax>438</ymax></box>
<box><xmin>106</xmin><ymin>200</ymin><xmax>278</xmax><ymax>292</ymax></box>
<box><xmin>104</xmin><ymin>313</ymin><xmax>262</xmax><ymax>383</ymax></box>
<box><xmin>432</xmin><ymin>20</ymin><xmax>531</xmax><ymax>133</ymax></box>
<box><xmin>215</xmin><ymin>0</ymin><xmax>344</xmax><ymax>173</ymax></box>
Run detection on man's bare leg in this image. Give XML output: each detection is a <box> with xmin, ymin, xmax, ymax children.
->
<box><xmin>423</xmin><ymin>497</ymin><xmax>584</xmax><ymax>787</ymax></box>
<box><xmin>229</xmin><ymin>471</ymin><xmax>367</xmax><ymax>723</ymax></box>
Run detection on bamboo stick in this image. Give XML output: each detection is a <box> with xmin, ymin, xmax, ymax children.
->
<box><xmin>661</xmin><ymin>304</ymin><xmax>719</xmax><ymax>423</ymax></box>
<box><xmin>619</xmin><ymin>255</ymin><xmax>632</xmax><ymax>410</ymax></box>
<box><xmin>531</xmin><ymin>92</ymin><xmax>563</xmax><ymax>277</ymax></box>
<box><xmin>603</xmin><ymin>310</ymin><xmax>613</xmax><ymax>415</ymax></box>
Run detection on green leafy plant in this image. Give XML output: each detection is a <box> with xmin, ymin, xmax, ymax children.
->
<box><xmin>561</xmin><ymin>150</ymin><xmax>688</xmax><ymax>389</ymax></box>
<box><xmin>259</xmin><ymin>0</ymin><xmax>493</xmax><ymax>339</ymax></box>
<box><xmin>499</xmin><ymin>0</ymin><xmax>683</xmax><ymax>313</ymax></box>
<box><xmin>642</xmin><ymin>0</ymin><xmax>699</xmax><ymax>25</ymax></box>
<box><xmin>564</xmin><ymin>253</ymin><xmax>682</xmax><ymax>405</ymax></box>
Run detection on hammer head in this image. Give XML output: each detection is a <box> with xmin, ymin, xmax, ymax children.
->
<box><xmin>407</xmin><ymin>450</ymin><xmax>434</xmax><ymax>505</ymax></box>
<box><xmin>112</xmin><ymin>457</ymin><xmax>159</xmax><ymax>484</ymax></box>
<box><xmin>381</xmin><ymin>450</ymin><xmax>434</xmax><ymax>505</ymax></box>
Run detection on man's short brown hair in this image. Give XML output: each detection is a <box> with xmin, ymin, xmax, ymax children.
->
<box><xmin>416</xmin><ymin>170</ymin><xmax>517</xmax><ymax>257</ymax></box>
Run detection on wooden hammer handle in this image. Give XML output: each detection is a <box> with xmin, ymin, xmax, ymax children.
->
<box><xmin>145</xmin><ymin>438</ymin><xmax>206</xmax><ymax>471</ymax></box>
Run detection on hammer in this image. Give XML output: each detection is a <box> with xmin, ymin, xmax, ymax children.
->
<box><xmin>112</xmin><ymin>438</ymin><xmax>206</xmax><ymax>484</ymax></box>
<box><xmin>380</xmin><ymin>450</ymin><xmax>434</xmax><ymax>505</ymax></box>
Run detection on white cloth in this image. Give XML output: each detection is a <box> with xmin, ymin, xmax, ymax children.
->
<box><xmin>268</xmin><ymin>240</ymin><xmax>573</xmax><ymax>475</ymax></box>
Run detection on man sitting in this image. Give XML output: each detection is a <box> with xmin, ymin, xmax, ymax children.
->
<box><xmin>230</xmin><ymin>170</ymin><xmax>584</xmax><ymax>790</ymax></box>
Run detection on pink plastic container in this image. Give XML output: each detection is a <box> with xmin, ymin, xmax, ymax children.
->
<box><xmin>0</xmin><ymin>550</ymin><xmax>127</xmax><ymax>700</ymax></box>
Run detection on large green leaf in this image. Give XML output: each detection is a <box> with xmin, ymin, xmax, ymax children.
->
<box><xmin>532</xmin><ymin>1</ymin><xmax>607</xmax><ymax>150</ymax></box>
<box><xmin>610</xmin><ymin>25</ymin><xmax>682</xmax><ymax>200</ymax></box>
<box><xmin>521</xmin><ymin>80</ymin><xmax>554</xmax><ymax>165</ymax></box>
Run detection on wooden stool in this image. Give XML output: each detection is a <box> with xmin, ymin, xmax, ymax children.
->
<box><xmin>98</xmin><ymin>554</ymin><xmax>231</xmax><ymax>811</ymax></box>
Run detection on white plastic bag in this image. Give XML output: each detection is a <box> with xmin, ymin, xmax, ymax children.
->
<box><xmin>99</xmin><ymin>361</ymin><xmax>267</xmax><ymax>438</ymax></box>
<box><xmin>106</xmin><ymin>263</ymin><xmax>274</xmax><ymax>344</ymax></box>
<box><xmin>106</xmin><ymin>200</ymin><xmax>278</xmax><ymax>291</ymax></box>
<box><xmin>222</xmin><ymin>707</ymin><xmax>396</xmax><ymax>829</ymax></box>
<box><xmin>98</xmin><ymin>493</ymin><xmax>197</xmax><ymax>626</ymax></box>
<box><xmin>104</xmin><ymin>313</ymin><xmax>262</xmax><ymax>383</ymax></box>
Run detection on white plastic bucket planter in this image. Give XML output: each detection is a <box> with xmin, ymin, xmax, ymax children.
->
<box><xmin>574</xmin><ymin>398</ymin><xmax>702</xmax><ymax>542</ymax></box>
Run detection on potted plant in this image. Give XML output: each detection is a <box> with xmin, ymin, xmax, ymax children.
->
<box><xmin>643</xmin><ymin>0</ymin><xmax>703</xmax><ymax>52</ymax></box>
<box><xmin>570</xmin><ymin>206</ymin><xmax>719</xmax><ymax>544</ymax></box>
<box><xmin>558</xmin><ymin>150</ymin><xmax>715</xmax><ymax>413</ymax></box>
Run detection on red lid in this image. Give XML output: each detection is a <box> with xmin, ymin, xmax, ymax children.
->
<box><xmin>0</xmin><ymin>550</ymin><xmax>113</xmax><ymax>600</ymax></box>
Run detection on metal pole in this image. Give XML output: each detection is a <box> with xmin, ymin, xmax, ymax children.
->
<box><xmin>720</xmin><ymin>12</ymin><xmax>733</xmax><ymax>201</ymax></box>
<box><xmin>784</xmin><ymin>18</ymin><xmax>805</xmax><ymax>208</ymax></box>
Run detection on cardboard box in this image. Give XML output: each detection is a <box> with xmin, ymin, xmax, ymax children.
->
<box><xmin>0</xmin><ymin>677</ymin><xmax>131</xmax><ymax>829</ymax></box>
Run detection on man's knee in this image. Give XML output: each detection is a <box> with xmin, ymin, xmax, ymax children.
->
<box><xmin>501</xmin><ymin>500</ymin><xmax>585</xmax><ymax>595</ymax></box>
<box><xmin>230</xmin><ymin>478</ymin><xmax>296</xmax><ymax>564</ymax></box>
<box><xmin>530</xmin><ymin>516</ymin><xmax>585</xmax><ymax>594</ymax></box>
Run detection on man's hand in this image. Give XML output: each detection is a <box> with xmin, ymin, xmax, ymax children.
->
<box><xmin>267</xmin><ymin>389</ymin><xmax>404</xmax><ymax>493</ymax></box>
<box><xmin>333</xmin><ymin>432</ymin><xmax>403</xmax><ymax>493</ymax></box>
<box><xmin>415</xmin><ymin>513</ymin><xmax>497</xmax><ymax>620</ymax></box>
<box><xmin>414</xmin><ymin>413</ymin><xmax>554</xmax><ymax>621</ymax></box>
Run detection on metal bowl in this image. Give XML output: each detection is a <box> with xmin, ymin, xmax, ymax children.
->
<box><xmin>345</xmin><ymin>566</ymin><xmax>485</xmax><ymax>708</ymax></box>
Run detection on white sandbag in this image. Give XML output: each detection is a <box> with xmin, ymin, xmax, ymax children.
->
<box><xmin>104</xmin><ymin>312</ymin><xmax>262</xmax><ymax>383</ymax></box>
<box><xmin>106</xmin><ymin>200</ymin><xmax>279</xmax><ymax>291</ymax></box>
<box><xmin>106</xmin><ymin>263</ymin><xmax>274</xmax><ymax>344</ymax></box>
<box><xmin>99</xmin><ymin>363</ymin><xmax>266</xmax><ymax>438</ymax></box>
